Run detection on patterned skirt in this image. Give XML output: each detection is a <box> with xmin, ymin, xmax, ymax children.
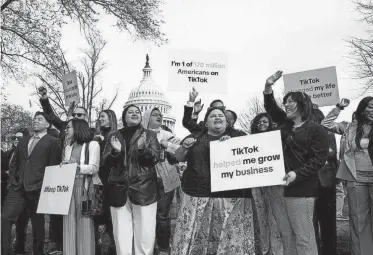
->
<box><xmin>171</xmin><ymin>193</ymin><xmax>255</xmax><ymax>255</ymax></box>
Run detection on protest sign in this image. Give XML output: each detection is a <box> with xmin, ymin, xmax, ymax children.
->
<box><xmin>62</xmin><ymin>71</ymin><xmax>80</xmax><ymax>106</ymax></box>
<box><xmin>37</xmin><ymin>164</ymin><xmax>76</xmax><ymax>215</ymax></box>
<box><xmin>167</xmin><ymin>49</ymin><xmax>228</xmax><ymax>94</ymax></box>
<box><xmin>210</xmin><ymin>130</ymin><xmax>286</xmax><ymax>192</ymax></box>
<box><xmin>283</xmin><ymin>66</ymin><xmax>340</xmax><ymax>107</ymax></box>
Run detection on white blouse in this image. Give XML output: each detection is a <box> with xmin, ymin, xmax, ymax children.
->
<box><xmin>63</xmin><ymin>141</ymin><xmax>102</xmax><ymax>185</ymax></box>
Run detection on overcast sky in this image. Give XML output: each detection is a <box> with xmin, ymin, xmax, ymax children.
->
<box><xmin>4</xmin><ymin>0</ymin><xmax>370</xmax><ymax>140</ymax></box>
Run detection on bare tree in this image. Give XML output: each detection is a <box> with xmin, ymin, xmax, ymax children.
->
<box><xmin>348</xmin><ymin>0</ymin><xmax>373</xmax><ymax>94</ymax></box>
<box><xmin>238</xmin><ymin>96</ymin><xmax>265</xmax><ymax>133</ymax></box>
<box><xmin>35</xmin><ymin>33</ymin><xmax>118</xmax><ymax>123</ymax></box>
<box><xmin>1</xmin><ymin>0</ymin><xmax>167</xmax><ymax>84</ymax></box>
<box><xmin>238</xmin><ymin>94</ymin><xmax>284</xmax><ymax>133</ymax></box>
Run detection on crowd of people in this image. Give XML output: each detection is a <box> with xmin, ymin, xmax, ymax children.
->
<box><xmin>1</xmin><ymin>70</ymin><xmax>372</xmax><ymax>255</ymax></box>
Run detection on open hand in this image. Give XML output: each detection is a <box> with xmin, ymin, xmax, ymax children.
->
<box><xmin>283</xmin><ymin>171</ymin><xmax>296</xmax><ymax>186</ymax></box>
<box><xmin>189</xmin><ymin>87</ymin><xmax>198</xmax><ymax>102</ymax></box>
<box><xmin>182</xmin><ymin>138</ymin><xmax>197</xmax><ymax>149</ymax></box>
<box><xmin>194</xmin><ymin>99</ymin><xmax>204</xmax><ymax>114</ymax></box>
<box><xmin>265</xmin><ymin>71</ymin><xmax>283</xmax><ymax>86</ymax></box>
<box><xmin>110</xmin><ymin>136</ymin><xmax>122</xmax><ymax>152</ymax></box>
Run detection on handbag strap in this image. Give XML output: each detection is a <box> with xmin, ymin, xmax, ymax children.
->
<box><xmin>82</xmin><ymin>142</ymin><xmax>93</xmax><ymax>199</ymax></box>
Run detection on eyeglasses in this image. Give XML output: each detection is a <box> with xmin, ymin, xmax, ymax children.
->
<box><xmin>72</xmin><ymin>113</ymin><xmax>86</xmax><ymax>118</ymax></box>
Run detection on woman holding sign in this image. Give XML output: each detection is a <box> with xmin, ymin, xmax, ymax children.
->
<box><xmin>62</xmin><ymin>119</ymin><xmax>101</xmax><ymax>255</ymax></box>
<box><xmin>171</xmin><ymin>106</ymin><xmax>254</xmax><ymax>255</ymax></box>
<box><xmin>322</xmin><ymin>97</ymin><xmax>373</xmax><ymax>255</ymax></box>
<box><xmin>263</xmin><ymin>71</ymin><xmax>329</xmax><ymax>255</ymax></box>
<box><xmin>102</xmin><ymin>105</ymin><xmax>161</xmax><ymax>255</ymax></box>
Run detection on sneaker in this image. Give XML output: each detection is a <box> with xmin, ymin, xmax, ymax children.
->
<box><xmin>337</xmin><ymin>214</ymin><xmax>349</xmax><ymax>221</ymax></box>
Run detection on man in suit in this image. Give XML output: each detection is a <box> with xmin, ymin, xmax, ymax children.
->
<box><xmin>1</xmin><ymin>112</ymin><xmax>62</xmax><ymax>255</ymax></box>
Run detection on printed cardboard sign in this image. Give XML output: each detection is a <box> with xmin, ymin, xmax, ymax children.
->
<box><xmin>168</xmin><ymin>49</ymin><xmax>228</xmax><ymax>94</ymax></box>
<box><xmin>37</xmin><ymin>164</ymin><xmax>76</xmax><ymax>215</ymax></box>
<box><xmin>210</xmin><ymin>131</ymin><xmax>286</xmax><ymax>192</ymax></box>
<box><xmin>283</xmin><ymin>66</ymin><xmax>340</xmax><ymax>107</ymax></box>
<box><xmin>62</xmin><ymin>71</ymin><xmax>80</xmax><ymax>106</ymax></box>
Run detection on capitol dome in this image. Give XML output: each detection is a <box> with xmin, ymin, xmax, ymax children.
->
<box><xmin>124</xmin><ymin>55</ymin><xmax>176</xmax><ymax>132</ymax></box>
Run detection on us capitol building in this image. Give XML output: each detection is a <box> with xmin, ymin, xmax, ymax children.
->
<box><xmin>123</xmin><ymin>55</ymin><xmax>176</xmax><ymax>132</ymax></box>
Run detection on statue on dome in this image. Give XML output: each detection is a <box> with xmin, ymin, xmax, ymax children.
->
<box><xmin>145</xmin><ymin>54</ymin><xmax>150</xmax><ymax>68</ymax></box>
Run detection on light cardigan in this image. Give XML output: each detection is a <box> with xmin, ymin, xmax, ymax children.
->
<box><xmin>63</xmin><ymin>141</ymin><xmax>102</xmax><ymax>185</ymax></box>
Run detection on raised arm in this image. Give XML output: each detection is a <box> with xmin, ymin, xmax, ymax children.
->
<box><xmin>321</xmin><ymin>105</ymin><xmax>349</xmax><ymax>135</ymax></box>
<box><xmin>263</xmin><ymin>71</ymin><xmax>288</xmax><ymax>126</ymax></box>
<box><xmin>38</xmin><ymin>86</ymin><xmax>67</xmax><ymax>131</ymax></box>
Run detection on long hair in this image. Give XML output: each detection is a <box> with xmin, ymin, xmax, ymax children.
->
<box><xmin>98</xmin><ymin>110</ymin><xmax>118</xmax><ymax>134</ymax></box>
<box><xmin>283</xmin><ymin>92</ymin><xmax>313</xmax><ymax>121</ymax></box>
<box><xmin>354</xmin><ymin>96</ymin><xmax>373</xmax><ymax>150</ymax></box>
<box><xmin>68</xmin><ymin>119</ymin><xmax>93</xmax><ymax>145</ymax></box>
<box><xmin>251</xmin><ymin>112</ymin><xmax>274</xmax><ymax>134</ymax></box>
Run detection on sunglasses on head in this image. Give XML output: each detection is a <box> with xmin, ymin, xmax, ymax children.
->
<box><xmin>72</xmin><ymin>113</ymin><xmax>85</xmax><ymax>117</ymax></box>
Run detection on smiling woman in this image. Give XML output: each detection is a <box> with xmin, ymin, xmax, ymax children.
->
<box><xmin>263</xmin><ymin>71</ymin><xmax>329</xmax><ymax>255</ymax></box>
<box><xmin>322</xmin><ymin>96</ymin><xmax>373</xmax><ymax>255</ymax></box>
<box><xmin>172</xmin><ymin>106</ymin><xmax>254</xmax><ymax>254</ymax></box>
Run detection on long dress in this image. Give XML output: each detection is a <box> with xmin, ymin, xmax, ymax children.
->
<box><xmin>171</xmin><ymin>133</ymin><xmax>255</xmax><ymax>255</ymax></box>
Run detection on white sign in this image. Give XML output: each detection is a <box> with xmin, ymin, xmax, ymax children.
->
<box><xmin>37</xmin><ymin>164</ymin><xmax>76</xmax><ymax>215</ymax></box>
<box><xmin>283</xmin><ymin>66</ymin><xmax>340</xmax><ymax>107</ymax></box>
<box><xmin>210</xmin><ymin>131</ymin><xmax>286</xmax><ymax>192</ymax></box>
<box><xmin>62</xmin><ymin>71</ymin><xmax>80</xmax><ymax>106</ymax></box>
<box><xmin>167</xmin><ymin>49</ymin><xmax>228</xmax><ymax>94</ymax></box>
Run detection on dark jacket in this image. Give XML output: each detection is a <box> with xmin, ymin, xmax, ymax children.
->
<box><xmin>40</xmin><ymin>98</ymin><xmax>96</xmax><ymax>145</ymax></box>
<box><xmin>182</xmin><ymin>105</ymin><xmax>205</xmax><ymax>134</ymax></box>
<box><xmin>182</xmin><ymin>105</ymin><xmax>247</xmax><ymax>136</ymax></box>
<box><xmin>181</xmin><ymin>131</ymin><xmax>252</xmax><ymax>198</ymax></box>
<box><xmin>40</xmin><ymin>98</ymin><xmax>66</xmax><ymax>143</ymax></box>
<box><xmin>318</xmin><ymin>132</ymin><xmax>338</xmax><ymax>188</ymax></box>
<box><xmin>264</xmin><ymin>92</ymin><xmax>329</xmax><ymax>197</ymax></box>
<box><xmin>102</xmin><ymin>127</ymin><xmax>161</xmax><ymax>206</ymax></box>
<box><xmin>9</xmin><ymin>134</ymin><xmax>62</xmax><ymax>192</ymax></box>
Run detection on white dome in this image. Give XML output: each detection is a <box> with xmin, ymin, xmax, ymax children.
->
<box><xmin>127</xmin><ymin>77</ymin><xmax>170</xmax><ymax>107</ymax></box>
<box><xmin>124</xmin><ymin>55</ymin><xmax>176</xmax><ymax>131</ymax></box>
